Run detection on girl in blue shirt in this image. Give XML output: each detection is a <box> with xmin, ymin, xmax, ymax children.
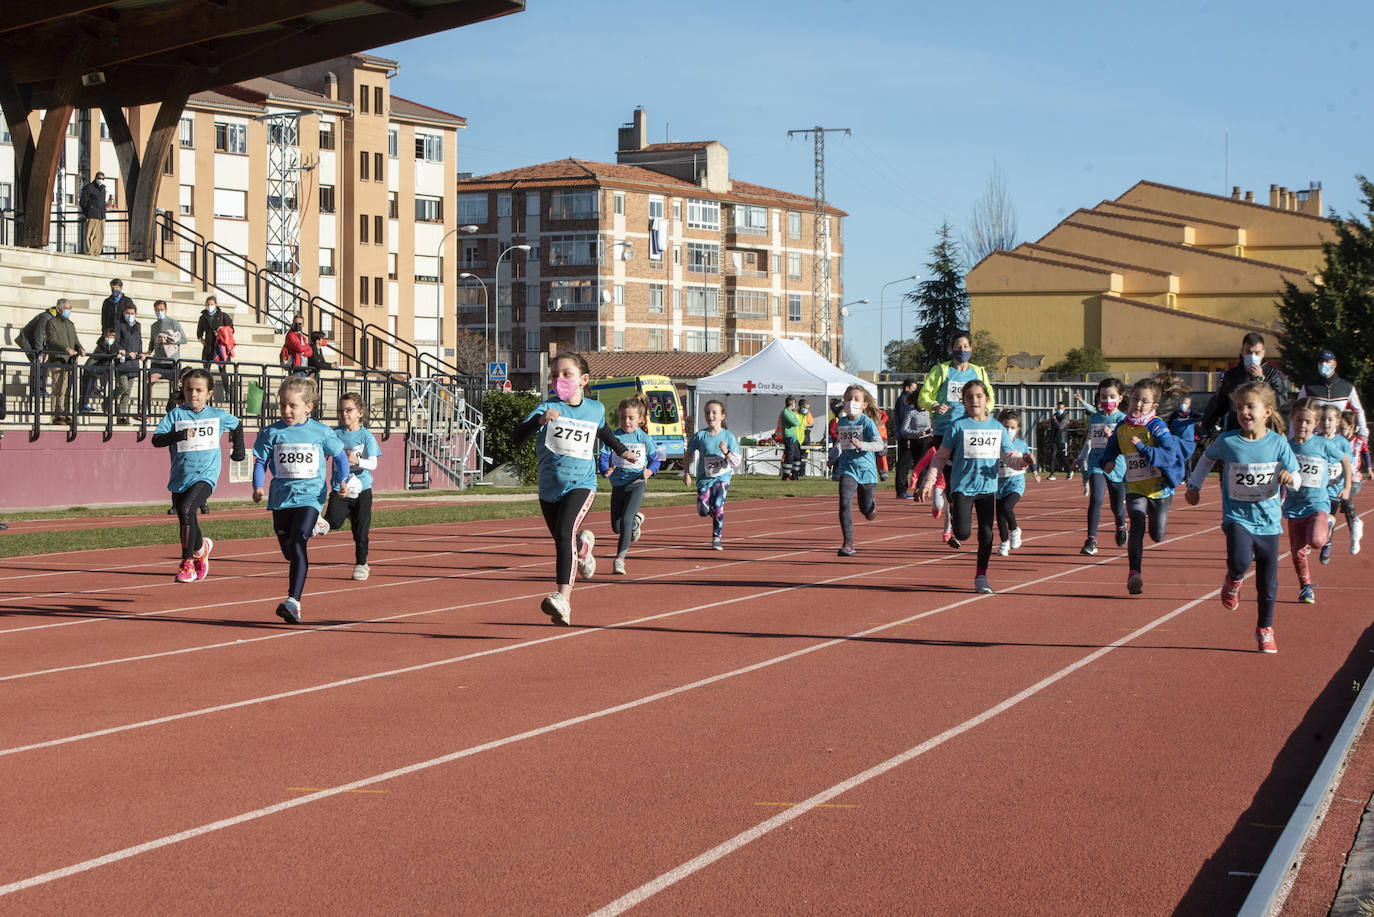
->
<box><xmin>151</xmin><ymin>368</ymin><xmax>245</xmax><ymax>583</ymax></box>
<box><xmin>1185</xmin><ymin>381</ymin><xmax>1300</xmax><ymax>653</ymax></box>
<box><xmin>252</xmin><ymin>376</ymin><xmax>350</xmax><ymax>624</ymax></box>
<box><xmin>598</xmin><ymin>395</ymin><xmax>662</xmax><ymax>575</ymax></box>
<box><xmin>830</xmin><ymin>384</ymin><xmax>886</xmax><ymax>556</ymax></box>
<box><xmin>995</xmin><ymin>411</ymin><xmax>1038</xmax><ymax>556</ymax></box>
<box><xmin>1320</xmin><ymin>406</ymin><xmax>1359</xmax><ymax>562</ymax></box>
<box><xmin>682</xmin><ymin>399</ymin><xmax>741</xmax><ymax>550</ymax></box>
<box><xmin>918</xmin><ymin>380</ymin><xmax>1028</xmax><ymax>594</ymax></box>
<box><xmin>514</xmin><ymin>352</ymin><xmax>632</xmax><ymax>626</ymax></box>
<box><xmin>1284</xmin><ymin>399</ymin><xmax>1352</xmax><ymax>603</ymax></box>
<box><xmin>1073</xmin><ymin>377</ymin><xmax>1128</xmax><ymax>555</ymax></box>
<box><xmin>318</xmin><ymin>392</ymin><xmax>382</xmax><ymax>581</ymax></box>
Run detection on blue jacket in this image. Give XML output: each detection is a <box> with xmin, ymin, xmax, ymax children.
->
<box><xmin>1102</xmin><ymin>416</ymin><xmax>1188</xmax><ymax>490</ymax></box>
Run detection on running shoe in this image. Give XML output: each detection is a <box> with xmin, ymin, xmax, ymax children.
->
<box><xmin>1298</xmin><ymin>583</ymin><xmax>1315</xmax><ymax>604</ymax></box>
<box><xmin>1127</xmin><ymin>572</ymin><xmax>1143</xmax><ymax>595</ymax></box>
<box><xmin>312</xmin><ymin>517</ymin><xmax>330</xmax><ymax>537</ymax></box>
<box><xmin>1221</xmin><ymin>576</ymin><xmax>1242</xmax><ymax>611</ymax></box>
<box><xmin>1319</xmin><ymin>542</ymin><xmax>1332</xmax><ymax>565</ymax></box>
<box><xmin>837</xmin><ymin>544</ymin><xmax>856</xmax><ymax>557</ymax></box>
<box><xmin>353</xmin><ymin>564</ymin><xmax>370</xmax><ymax>581</ymax></box>
<box><xmin>1047</xmin><ymin>475</ymin><xmax>1057</xmax><ymax>481</ymax></box>
<box><xmin>1067</xmin><ymin>471</ymin><xmax>1075</xmax><ymax>481</ymax></box>
<box><xmin>576</xmin><ymin>530</ymin><xmax>596</xmax><ymax>579</ymax></box>
<box><xmin>862</xmin><ymin>507</ymin><xmax>877</xmax><ymax>522</ymax></box>
<box><xmin>1080</xmin><ymin>537</ymin><xmax>1098</xmax><ymax>556</ymax></box>
<box><xmin>192</xmin><ymin>537</ymin><xmax>213</xmax><ymax>580</ymax></box>
<box><xmin>631</xmin><ymin>512</ymin><xmax>645</xmax><ymax>543</ymax></box>
<box><xmin>974</xmin><ymin>575</ymin><xmax>994</xmax><ymax>594</ymax></box>
<box><xmin>613</xmin><ymin>557</ymin><xmax>627</xmax><ymax>575</ymax></box>
<box><xmin>1351</xmin><ymin>517</ymin><xmax>1363</xmax><ymax>555</ymax></box>
<box><xmin>712</xmin><ymin>537</ymin><xmax>723</xmax><ymax>551</ymax></box>
<box><xmin>276</xmin><ymin>598</ymin><xmax>302</xmax><ymax>624</ymax></box>
<box><xmin>1009</xmin><ymin>528</ymin><xmax>1023</xmax><ymax>550</ymax></box>
<box><xmin>997</xmin><ymin>542</ymin><xmax>1010</xmax><ymax>556</ymax></box>
<box><xmin>175</xmin><ymin>559</ymin><xmax>197</xmax><ymax>583</ymax></box>
<box><xmin>947</xmin><ymin>536</ymin><xmax>962</xmax><ymax>549</ymax></box>
<box><xmin>1115</xmin><ymin>525</ymin><xmax>1128</xmax><ymax>548</ymax></box>
<box><xmin>540</xmin><ymin>592</ymin><xmax>571</xmax><ymax>626</ymax></box>
<box><xmin>1256</xmin><ymin>626</ymin><xmax>1278</xmax><ymax>654</ymax></box>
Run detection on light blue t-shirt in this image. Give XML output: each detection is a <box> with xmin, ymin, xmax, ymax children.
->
<box><xmin>1081</xmin><ymin>411</ymin><xmax>1127</xmax><ymax>481</ymax></box>
<box><xmin>833</xmin><ymin>414</ymin><xmax>881</xmax><ymax>484</ymax></box>
<box><xmin>687</xmin><ymin>428</ymin><xmax>740</xmax><ymax>489</ymax></box>
<box><xmin>155</xmin><ymin>404</ymin><xmax>241</xmax><ymax>495</ymax></box>
<box><xmin>997</xmin><ymin>435</ymin><xmax>1032</xmax><ymax>499</ymax></box>
<box><xmin>334</xmin><ymin>426</ymin><xmax>382</xmax><ymax>492</ymax></box>
<box><xmin>1285</xmin><ymin>435</ymin><xmax>1345</xmax><ymax>519</ymax></box>
<box><xmin>1203</xmin><ymin>429</ymin><xmax>1299</xmax><ymax>536</ymax></box>
<box><xmin>602</xmin><ymin>427</ymin><xmax>658</xmax><ymax>488</ymax></box>
<box><xmin>253</xmin><ymin>418</ymin><xmax>346</xmax><ymax>511</ymax></box>
<box><xmin>525</xmin><ymin>396</ymin><xmax>609</xmax><ymax>502</ymax></box>
<box><xmin>1323</xmin><ymin>434</ymin><xmax>1354</xmax><ymax>501</ymax></box>
<box><xmin>944</xmin><ymin>416</ymin><xmax>1013</xmax><ymax>497</ymax></box>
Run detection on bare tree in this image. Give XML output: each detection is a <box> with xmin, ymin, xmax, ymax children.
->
<box><xmin>962</xmin><ymin>163</ymin><xmax>1019</xmax><ymax>272</ymax></box>
<box><xmin>451</xmin><ymin>330</ymin><xmax>490</xmax><ymax>376</ymax></box>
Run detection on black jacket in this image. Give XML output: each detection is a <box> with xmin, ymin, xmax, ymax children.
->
<box><xmin>17</xmin><ymin>308</ymin><xmax>55</xmax><ymax>352</ymax></box>
<box><xmin>1201</xmin><ymin>362</ymin><xmax>1293</xmax><ymax>433</ymax></box>
<box><xmin>196</xmin><ymin>309</ymin><xmax>232</xmax><ymax>360</ymax></box>
<box><xmin>79</xmin><ymin>180</ymin><xmax>108</xmax><ymax>220</ymax></box>
<box><xmin>101</xmin><ymin>293</ymin><xmax>134</xmax><ymax>336</ymax></box>
<box><xmin>115</xmin><ymin>320</ymin><xmax>144</xmax><ymax>376</ymax></box>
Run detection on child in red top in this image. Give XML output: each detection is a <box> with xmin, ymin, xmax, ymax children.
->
<box><xmin>911</xmin><ymin>445</ymin><xmax>952</xmax><ymax>544</ymax></box>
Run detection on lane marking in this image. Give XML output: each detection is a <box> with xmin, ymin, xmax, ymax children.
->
<box><xmin>754</xmin><ymin>802</ymin><xmax>859</xmax><ymax>809</ymax></box>
<box><xmin>286</xmin><ymin>787</ymin><xmax>387</xmax><ymax>795</ymax></box>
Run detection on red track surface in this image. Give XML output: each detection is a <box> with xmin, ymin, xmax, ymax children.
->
<box><xmin>2</xmin><ymin>484</ymin><xmax>1371</xmax><ymax>915</ymax></box>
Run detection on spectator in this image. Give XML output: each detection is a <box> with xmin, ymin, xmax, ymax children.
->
<box><xmin>1298</xmin><ymin>348</ymin><xmax>1367</xmax><ymax>438</ymax></box>
<box><xmin>1200</xmin><ymin>332</ymin><xmax>1293</xmax><ymax>435</ymax></box>
<box><xmin>281</xmin><ymin>316</ymin><xmax>312</xmax><ymax>373</ymax></box>
<box><xmin>113</xmin><ymin>301</ymin><xmax>147</xmax><ymax>424</ymax></box>
<box><xmin>797</xmin><ymin>398</ymin><xmax>816</xmax><ymax>478</ymax></box>
<box><xmin>777</xmin><ymin>396</ymin><xmax>803</xmax><ymax>480</ymax></box>
<box><xmin>100</xmin><ymin>279</ymin><xmax>133</xmax><ymax>336</ymax></box>
<box><xmin>44</xmin><ymin>299</ymin><xmax>85</xmax><ymax>423</ymax></box>
<box><xmin>16</xmin><ymin>303</ymin><xmax>57</xmax><ymax>396</ymax></box>
<box><xmin>917</xmin><ymin>330</ymin><xmax>995</xmax><ymax>448</ymax></box>
<box><xmin>1168</xmin><ymin>395</ymin><xmax>1199</xmax><ymax>462</ymax></box>
<box><xmin>196</xmin><ymin>296</ymin><xmax>232</xmax><ymax>364</ymax></box>
<box><xmin>148</xmin><ymin>300</ymin><xmax>185</xmax><ymax>384</ymax></box>
<box><xmin>1046</xmin><ymin>400</ymin><xmax>1073</xmax><ymax>480</ymax></box>
<box><xmin>79</xmin><ymin>171</ymin><xmax>109</xmax><ymax>256</ymax></box>
<box><xmin>307</xmin><ymin>331</ymin><xmax>333</xmax><ymax>375</ymax></box>
<box><xmin>80</xmin><ymin>328</ymin><xmax>119</xmax><ymax>413</ymax></box>
<box><xmin>893</xmin><ymin>379</ymin><xmax>933</xmax><ymax>498</ymax></box>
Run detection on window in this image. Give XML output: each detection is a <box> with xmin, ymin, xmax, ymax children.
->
<box><xmin>162</xmin><ymin>146</ymin><xmax>175</xmax><ymax>175</ymax></box>
<box><xmin>673</xmin><ymin>289</ymin><xmax>681</xmax><ymax>312</ymax></box>
<box><xmin>414</xmin><ymin>255</ymin><xmax>439</xmax><ymax>283</ymax></box>
<box><xmin>772</xmin><ymin>253</ymin><xmax>781</xmax><ymax>274</ymax></box>
<box><xmin>773</xmin><ymin>295</ymin><xmax>781</xmax><ymax>317</ymax></box>
<box><xmin>523</xmin><ymin>330</ymin><xmax>538</xmax><ymax>352</ymax></box>
<box><xmin>360</xmin><ymin>151</ymin><xmax>371</xmax><ymax>180</ymax></box>
<box><xmin>788</xmin><ymin>211</ymin><xmax>802</xmax><ymax>239</ymax></box>
<box><xmin>359</xmin><ymin>215</ymin><xmax>369</xmax><ymax>244</ymax></box>
<box><xmin>319</xmin><ymin>185</ymin><xmax>336</xmax><ymax>213</ymax></box>
<box><xmin>374</xmin><ymin>152</ymin><xmax>384</xmax><ymax>181</ymax></box>
<box><xmin>388</xmin><ymin>128</ymin><xmax>398</xmax><ymax>158</ymax></box>
<box><xmin>415</xmin><ymin>133</ymin><xmax>443</xmax><ymax>162</ymax></box>
<box><xmin>549</xmin><ymin>281</ymin><xmax>599</xmax><ymax>311</ymax></box>
<box><xmin>179</xmin><ymin>118</ymin><xmax>194</xmax><ymax>148</ymax></box>
<box><xmin>614</xmin><ymin>283</ymin><xmax>625</xmax><ymax>306</ymax></box>
<box><xmin>551</xmin><ymin>189</ymin><xmax>597</xmax><ymax>220</ymax></box>
<box><xmin>731</xmin><ymin>290</ymin><xmax>769</xmax><ymax>319</ymax></box>
<box><xmin>685</xmin><ymin>286</ymin><xmax>718</xmax><ymax>317</ymax></box>
<box><xmin>360</xmin><ymin>275</ymin><xmax>369</xmax><ymax>305</ymax></box>
<box><xmin>388</xmin><ymin>192</ymin><xmax>398</xmax><ymax>219</ymax></box>
<box><xmin>614</xmin><ymin>192</ymin><xmax>625</xmax><ymax>215</ymax></box>
<box><xmin>614</xmin><ymin>330</ymin><xmax>625</xmax><ymax>350</ymax></box>
<box><xmin>456</xmin><ymin>193</ymin><xmax>487</xmax><ymax>223</ymax></box>
<box><xmin>415</xmin><ymin>196</ymin><xmax>444</xmax><ymax>222</ymax></box>
<box><xmin>787</xmin><ymin>252</ymin><xmax>802</xmax><ymax>279</ymax></box>
<box><xmin>685</xmin><ymin>330</ymin><xmax>721</xmax><ymax>353</ymax></box>
<box><xmin>374</xmin><ymin>277</ymin><xmax>384</xmax><ymax>305</ymax></box>
<box><xmin>672</xmin><ymin>201</ymin><xmax>681</xmax><ymax>220</ymax></box>
<box><xmin>214</xmin><ymin>122</ymin><xmax>247</xmax><ymax>154</ymax></box>
<box><xmin>648</xmin><ymin>284</ymin><xmax>664</xmax><ymax>314</ymax></box>
<box><xmin>319</xmin><ymin>122</ymin><xmax>335</xmax><ymax>150</ymax></box>
<box><xmin>648</xmin><ymin>328</ymin><xmax>664</xmax><ymax>350</ymax></box>
<box><xmin>212</xmin><ymin>188</ymin><xmax>246</xmax><ymax>219</ymax></box>
<box><xmin>648</xmin><ymin>196</ymin><xmax>664</xmax><ymax>220</ymax></box>
<box><xmin>497</xmin><ymin>194</ymin><xmax>512</xmax><ymax>218</ymax></box>
<box><xmin>734</xmin><ymin>204</ymin><xmax>767</xmax><ymax>234</ymax></box>
<box><xmin>373</xmin><ymin>215</ymin><xmax>383</xmax><ymax>245</ymax></box>
<box><xmin>266</xmin><ymin>121</ymin><xmax>297</xmax><ymax>145</ymax></box>
<box><xmin>687</xmin><ymin>242</ymin><xmax>719</xmax><ymax>274</ymax></box>
<box><xmin>387</xmin><ymin>252</ymin><xmax>397</xmax><ymax>280</ymax></box>
<box><xmin>179</xmin><ymin>185</ymin><xmax>193</xmax><ymax>215</ymax></box>
<box><xmin>788</xmin><ymin>294</ymin><xmax>802</xmax><ymax>322</ymax></box>
<box><xmin>320</xmin><ymin>248</ymin><xmax>335</xmax><ymax>276</ymax></box>
<box><xmin>735</xmin><ymin>333</ymin><xmax>767</xmax><ymax>356</ymax></box>
<box><xmin>99</xmin><ymin>120</ymin><xmax>110</xmax><ymax>140</ymax></box>
<box><xmin>360</xmin><ymin>85</ymin><xmax>370</xmax><ymax>113</ymax></box>
<box><xmin>548</xmin><ymin>234</ymin><xmax>597</xmax><ymax>266</ymax></box>
<box><xmin>461</xmin><ymin>242</ymin><xmax>481</xmax><ymax>267</ymax></box>
<box><xmin>673</xmin><ymin>246</ymin><xmax>680</xmax><ymax>265</ymax></box>
<box><xmin>267</xmin><ymin>181</ymin><xmax>299</xmax><ymax>212</ymax></box>
<box><xmin>374</xmin><ymin>86</ymin><xmax>384</xmax><ymax>115</ymax></box>
<box><xmin>575</xmin><ymin>328</ymin><xmax>592</xmax><ymax>351</ymax></box>
<box><xmin>686</xmin><ymin>198</ymin><xmax>720</xmax><ymax>230</ymax></box>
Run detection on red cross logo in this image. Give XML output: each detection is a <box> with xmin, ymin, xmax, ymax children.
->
<box><xmin>742</xmin><ymin>380</ymin><xmax>757</xmax><ymax>393</ymax></box>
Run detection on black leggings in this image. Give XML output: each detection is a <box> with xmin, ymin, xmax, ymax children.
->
<box><xmin>272</xmin><ymin>506</ymin><xmax>320</xmax><ymax>601</ymax></box>
<box><xmin>610</xmin><ymin>479</ymin><xmax>646</xmax><ymax>557</ymax></box>
<box><xmin>1224</xmin><ymin>522</ymin><xmax>1279</xmax><ymax>628</ymax></box>
<box><xmin>173</xmin><ymin>481</ymin><xmax>214</xmax><ymax>560</ymax></box>
<box><xmin>1125</xmin><ymin>493</ymin><xmax>1172</xmax><ymax>573</ymax></box>
<box><xmin>951</xmin><ymin>491</ymin><xmax>996</xmax><ymax>572</ymax></box>
<box><xmin>1087</xmin><ymin>473</ymin><xmax>1126</xmax><ymax>538</ymax></box>
<box><xmin>996</xmin><ymin>491</ymin><xmax>1021</xmax><ymax>541</ymax></box>
<box><xmin>838</xmin><ymin>476</ymin><xmax>876</xmax><ymax>544</ymax></box>
<box><xmin>324</xmin><ymin>489</ymin><xmax>373</xmax><ymax>564</ymax></box>
<box><xmin>540</xmin><ymin>488</ymin><xmax>595</xmax><ymax>586</ymax></box>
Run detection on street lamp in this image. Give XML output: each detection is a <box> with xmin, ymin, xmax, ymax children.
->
<box><xmin>458</xmin><ymin>272</ymin><xmax>488</xmax><ymax>372</ymax></box>
<box><xmin>880</xmin><ymin>275</ymin><xmax>919</xmax><ymax>374</ymax></box>
<box><xmin>494</xmin><ymin>243</ymin><xmax>532</xmax><ymax>372</ymax></box>
<box><xmin>837</xmin><ymin>299</ymin><xmax>868</xmax><ymax>370</ymax></box>
<box><xmin>435</xmin><ymin>224</ymin><xmax>479</xmax><ymax>358</ymax></box>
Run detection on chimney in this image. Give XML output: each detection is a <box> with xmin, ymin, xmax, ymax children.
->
<box><xmin>324</xmin><ymin>72</ymin><xmax>338</xmax><ymax>100</ymax></box>
<box><xmin>1304</xmin><ymin>181</ymin><xmax>1323</xmax><ymax>215</ymax></box>
<box><xmin>1231</xmin><ymin>186</ymin><xmax>1242</xmax><ymax>200</ymax></box>
<box><xmin>618</xmin><ymin>106</ymin><xmax>647</xmax><ymax>152</ymax></box>
<box><xmin>1269</xmin><ymin>184</ymin><xmax>1280</xmax><ymax>208</ymax></box>
<box><xmin>1279</xmin><ymin>187</ymin><xmax>1290</xmax><ymax>210</ymax></box>
<box><xmin>1244</xmin><ymin>190</ymin><xmax>1254</xmax><ymax>202</ymax></box>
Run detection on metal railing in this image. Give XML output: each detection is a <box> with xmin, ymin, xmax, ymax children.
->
<box><xmin>406</xmin><ymin>377</ymin><xmax>485</xmax><ymax>488</ymax></box>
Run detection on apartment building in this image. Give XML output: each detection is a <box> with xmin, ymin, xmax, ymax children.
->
<box><xmin>454</xmin><ymin>108</ymin><xmax>846</xmax><ymax>389</ymax></box>
<box><xmin>0</xmin><ymin>54</ymin><xmax>465</xmax><ymax>369</ymax></box>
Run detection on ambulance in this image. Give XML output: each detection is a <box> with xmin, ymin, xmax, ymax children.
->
<box><xmin>588</xmin><ymin>374</ymin><xmax>687</xmax><ymax>462</ymax></box>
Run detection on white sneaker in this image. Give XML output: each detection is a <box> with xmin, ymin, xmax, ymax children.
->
<box><xmin>1351</xmin><ymin>518</ymin><xmax>1363</xmax><ymax>555</ymax></box>
<box><xmin>540</xmin><ymin>592</ymin><xmax>571</xmax><ymax>626</ymax></box>
<box><xmin>312</xmin><ymin>517</ymin><xmax>330</xmax><ymax>537</ymax></box>
<box><xmin>1009</xmin><ymin>527</ymin><xmax>1022</xmax><ymax>550</ymax></box>
<box><xmin>997</xmin><ymin>542</ymin><xmax>1010</xmax><ymax>556</ymax></box>
<box><xmin>576</xmin><ymin>530</ymin><xmax>596</xmax><ymax>579</ymax></box>
<box><xmin>352</xmin><ymin>563</ymin><xmax>370</xmax><ymax>581</ymax></box>
<box><xmin>613</xmin><ymin>557</ymin><xmax>626</xmax><ymax>575</ymax></box>
<box><xmin>631</xmin><ymin>512</ymin><xmax>644</xmax><ymax>543</ymax></box>
<box><xmin>974</xmin><ymin>575</ymin><xmax>994</xmax><ymax>594</ymax></box>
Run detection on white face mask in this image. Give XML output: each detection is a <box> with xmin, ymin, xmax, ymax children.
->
<box><xmin>1319</xmin><ymin>362</ymin><xmax>1335</xmax><ymax>378</ymax></box>
<box><xmin>206</xmin><ymin>305</ymin><xmax>217</xmax><ymax>315</ymax></box>
<box><xmin>104</xmin><ymin>337</ymin><xmax>115</xmax><ymax>346</ymax></box>
<box><xmin>845</xmin><ymin>399</ymin><xmax>863</xmax><ymax>417</ymax></box>
<box><xmin>155</xmin><ymin>311</ymin><xmax>167</xmax><ymax>321</ymax></box>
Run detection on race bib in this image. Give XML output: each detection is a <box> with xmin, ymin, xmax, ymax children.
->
<box><xmin>1228</xmin><ymin>461</ymin><xmax>1279</xmax><ymax>502</ymax></box>
<box><xmin>963</xmin><ymin>428</ymin><xmax>1000</xmax><ymax>460</ymax></box>
<box><xmin>1090</xmin><ymin>423</ymin><xmax>1114</xmax><ymax>451</ymax></box>
<box><xmin>1328</xmin><ymin>460</ymin><xmax>1342</xmax><ymax>484</ymax></box>
<box><xmin>1297</xmin><ymin>456</ymin><xmax>1328</xmax><ymax>490</ymax></box>
<box><xmin>273</xmin><ymin>442</ymin><xmax>320</xmax><ymax>481</ymax></box>
<box><xmin>946</xmin><ymin>379</ymin><xmax>965</xmax><ymax>403</ymax></box>
<box><xmin>175</xmin><ymin>417</ymin><xmax>219</xmax><ymax>453</ymax></box>
<box><xmin>837</xmin><ymin>428</ymin><xmax>861</xmax><ymax>450</ymax></box>
<box><xmin>615</xmin><ymin>443</ymin><xmax>647</xmax><ymax>471</ymax></box>
<box><xmin>545</xmin><ymin>417</ymin><xmax>597</xmax><ymax>460</ymax></box>
<box><xmin>703</xmin><ymin>455</ymin><xmax>727</xmax><ymax>478</ymax></box>
<box><xmin>998</xmin><ymin>460</ymin><xmax>1025</xmax><ymax>480</ymax></box>
<box><xmin>1124</xmin><ymin>452</ymin><xmax>1158</xmax><ymax>482</ymax></box>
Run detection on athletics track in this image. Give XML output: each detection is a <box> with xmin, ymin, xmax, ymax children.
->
<box><xmin>1</xmin><ymin>483</ymin><xmax>1371</xmax><ymax>915</ymax></box>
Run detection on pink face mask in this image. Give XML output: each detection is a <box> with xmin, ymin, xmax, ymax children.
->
<box><xmin>1100</xmin><ymin>399</ymin><xmax>1119</xmax><ymax>413</ymax></box>
<box><xmin>554</xmin><ymin>376</ymin><xmax>580</xmax><ymax>401</ymax></box>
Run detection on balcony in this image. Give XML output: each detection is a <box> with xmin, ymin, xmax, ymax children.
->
<box><xmin>459</xmin><ymin>259</ymin><xmax>488</xmax><ymax>270</ymax></box>
<box><xmin>548</xmin><ymin>207</ymin><xmax>599</xmax><ymax>221</ymax></box>
<box><xmin>725</xmin><ymin>263</ymin><xmax>767</xmax><ymax>279</ymax></box>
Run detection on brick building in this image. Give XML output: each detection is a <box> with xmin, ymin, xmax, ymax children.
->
<box><xmin>454</xmin><ymin>108</ymin><xmax>846</xmax><ymax>388</ymax></box>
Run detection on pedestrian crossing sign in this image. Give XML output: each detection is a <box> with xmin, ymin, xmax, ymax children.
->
<box><xmin>488</xmin><ymin>362</ymin><xmax>507</xmax><ymax>383</ymax></box>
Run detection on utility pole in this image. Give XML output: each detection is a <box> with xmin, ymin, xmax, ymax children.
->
<box><xmin>787</xmin><ymin>126</ymin><xmax>849</xmax><ymax>361</ymax></box>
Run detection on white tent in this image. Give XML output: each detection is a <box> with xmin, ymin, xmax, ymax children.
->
<box><xmin>693</xmin><ymin>338</ymin><xmax>877</xmax><ymax>440</ymax></box>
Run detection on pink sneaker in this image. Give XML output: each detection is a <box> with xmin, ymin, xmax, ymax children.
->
<box><xmin>1256</xmin><ymin>627</ymin><xmax>1277</xmax><ymax>654</ymax></box>
<box><xmin>175</xmin><ymin>559</ymin><xmax>197</xmax><ymax>583</ymax></box>
<box><xmin>1220</xmin><ymin>575</ymin><xmax>1242</xmax><ymax>611</ymax></box>
<box><xmin>192</xmin><ymin>537</ymin><xmax>213</xmax><ymax>581</ymax></box>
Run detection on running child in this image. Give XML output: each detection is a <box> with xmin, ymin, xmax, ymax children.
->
<box><xmin>830</xmin><ymin>384</ymin><xmax>885</xmax><ymax>556</ymax></box>
<box><xmin>1283</xmin><ymin>399</ymin><xmax>1350</xmax><ymax>603</ymax></box>
<box><xmin>682</xmin><ymin>399</ymin><xmax>741</xmax><ymax>550</ymax></box>
<box><xmin>251</xmin><ymin>376</ymin><xmax>351</xmax><ymax>624</ymax></box>
<box><xmin>317</xmin><ymin>392</ymin><xmax>381</xmax><ymax>581</ymax></box>
<box><xmin>910</xmin><ymin>444</ymin><xmax>953</xmax><ymax>545</ymax></box>
<box><xmin>151</xmin><ymin>368</ymin><xmax>245</xmax><ymax>582</ymax></box>
<box><xmin>1185</xmin><ymin>381</ymin><xmax>1300</xmax><ymax>654</ymax></box>
<box><xmin>598</xmin><ymin>394</ymin><xmax>662</xmax><ymax>575</ymax></box>
<box><xmin>1098</xmin><ymin>378</ymin><xmax>1186</xmax><ymax>595</ymax></box>
<box><xmin>1073</xmin><ymin>377</ymin><xmax>1128</xmax><ymax>555</ymax></box>
<box><xmin>514</xmin><ymin>352</ymin><xmax>632</xmax><ymax>625</ymax></box>
<box><xmin>917</xmin><ymin>379</ymin><xmax>1028</xmax><ymax>593</ymax></box>
<box><xmin>995</xmin><ymin>410</ymin><xmax>1038</xmax><ymax>556</ymax></box>
<box><xmin>1344</xmin><ymin>409</ymin><xmax>1369</xmax><ymax>552</ymax></box>
<box><xmin>1325</xmin><ymin>408</ymin><xmax>1364</xmax><ymax>556</ymax></box>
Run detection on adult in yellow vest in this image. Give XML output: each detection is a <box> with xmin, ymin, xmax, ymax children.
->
<box><xmin>917</xmin><ymin>330</ymin><xmax>994</xmax><ymax>447</ymax></box>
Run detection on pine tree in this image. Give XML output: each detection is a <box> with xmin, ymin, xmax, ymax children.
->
<box><xmin>1277</xmin><ymin>176</ymin><xmax>1374</xmax><ymax>404</ymax></box>
<box><xmin>906</xmin><ymin>222</ymin><xmax>970</xmax><ymax>368</ymax></box>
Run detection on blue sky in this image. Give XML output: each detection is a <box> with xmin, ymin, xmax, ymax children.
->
<box><xmin>380</xmin><ymin>0</ymin><xmax>1372</xmax><ymax>371</ymax></box>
